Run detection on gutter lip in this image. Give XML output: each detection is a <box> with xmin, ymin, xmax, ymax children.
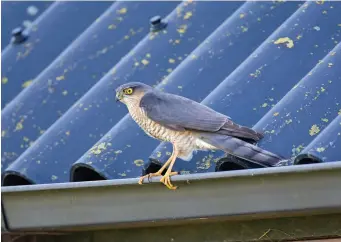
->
<box><xmin>2</xmin><ymin>161</ymin><xmax>341</xmax><ymax>193</ymax></box>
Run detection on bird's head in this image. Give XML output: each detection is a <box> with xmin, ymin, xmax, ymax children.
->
<box><xmin>115</xmin><ymin>82</ymin><xmax>152</xmax><ymax>105</ymax></box>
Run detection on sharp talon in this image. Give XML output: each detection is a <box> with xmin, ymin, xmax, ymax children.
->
<box><xmin>138</xmin><ymin>172</ymin><xmax>162</xmax><ymax>185</ymax></box>
<box><xmin>160</xmin><ymin>171</ymin><xmax>178</xmax><ymax>190</ymax></box>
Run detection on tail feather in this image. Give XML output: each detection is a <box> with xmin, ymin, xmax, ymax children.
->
<box><xmin>218</xmin><ymin>121</ymin><xmax>264</xmax><ymax>142</ymax></box>
<box><xmin>199</xmin><ymin>132</ymin><xmax>285</xmax><ymax>166</ymax></box>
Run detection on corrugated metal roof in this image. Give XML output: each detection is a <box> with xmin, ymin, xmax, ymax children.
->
<box><xmin>1</xmin><ymin>1</ymin><xmax>341</xmax><ymax>186</ymax></box>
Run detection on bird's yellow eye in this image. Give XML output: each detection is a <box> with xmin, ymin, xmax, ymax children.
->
<box><xmin>123</xmin><ymin>88</ymin><xmax>133</xmax><ymax>95</ymax></box>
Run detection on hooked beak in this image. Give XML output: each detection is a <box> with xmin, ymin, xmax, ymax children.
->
<box><xmin>115</xmin><ymin>91</ymin><xmax>123</xmax><ymax>102</ymax></box>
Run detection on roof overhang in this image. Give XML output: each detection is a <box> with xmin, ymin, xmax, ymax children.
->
<box><xmin>2</xmin><ymin>162</ymin><xmax>341</xmax><ymax>232</ymax></box>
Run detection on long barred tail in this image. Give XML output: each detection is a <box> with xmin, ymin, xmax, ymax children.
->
<box><xmin>199</xmin><ymin>132</ymin><xmax>285</xmax><ymax>166</ymax></box>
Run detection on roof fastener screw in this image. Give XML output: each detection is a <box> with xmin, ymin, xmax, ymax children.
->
<box><xmin>11</xmin><ymin>27</ymin><xmax>29</xmax><ymax>44</ymax></box>
<box><xmin>150</xmin><ymin>15</ymin><xmax>167</xmax><ymax>33</ymax></box>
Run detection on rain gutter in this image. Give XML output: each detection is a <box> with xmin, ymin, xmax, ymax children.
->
<box><xmin>2</xmin><ymin>162</ymin><xmax>341</xmax><ymax>232</ymax></box>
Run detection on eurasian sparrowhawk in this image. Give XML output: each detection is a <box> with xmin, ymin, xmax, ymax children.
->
<box><xmin>115</xmin><ymin>82</ymin><xmax>284</xmax><ymax>189</ymax></box>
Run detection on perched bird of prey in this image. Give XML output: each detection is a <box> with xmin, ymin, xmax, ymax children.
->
<box><xmin>115</xmin><ymin>82</ymin><xmax>285</xmax><ymax>190</ymax></box>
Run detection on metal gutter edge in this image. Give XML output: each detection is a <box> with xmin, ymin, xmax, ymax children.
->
<box><xmin>2</xmin><ymin>162</ymin><xmax>341</xmax><ymax>231</ymax></box>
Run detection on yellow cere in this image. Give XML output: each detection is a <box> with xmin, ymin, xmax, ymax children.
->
<box><xmin>2</xmin><ymin>77</ymin><xmax>8</xmax><ymax>84</ymax></box>
<box><xmin>134</xmin><ymin>159</ymin><xmax>144</xmax><ymax>167</ymax></box>
<box><xmin>309</xmin><ymin>124</ymin><xmax>320</xmax><ymax>136</ymax></box>
<box><xmin>22</xmin><ymin>80</ymin><xmax>33</xmax><ymax>88</ymax></box>
<box><xmin>274</xmin><ymin>37</ymin><xmax>294</xmax><ymax>48</ymax></box>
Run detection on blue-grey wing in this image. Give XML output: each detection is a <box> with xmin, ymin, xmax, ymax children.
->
<box><xmin>139</xmin><ymin>90</ymin><xmax>264</xmax><ymax>142</ymax></box>
<box><xmin>139</xmin><ymin>91</ymin><xmax>227</xmax><ymax>132</ymax></box>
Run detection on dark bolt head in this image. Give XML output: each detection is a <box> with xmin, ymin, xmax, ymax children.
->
<box><xmin>150</xmin><ymin>16</ymin><xmax>162</xmax><ymax>26</ymax></box>
<box><xmin>11</xmin><ymin>27</ymin><xmax>29</xmax><ymax>44</ymax></box>
<box><xmin>12</xmin><ymin>27</ymin><xmax>23</xmax><ymax>36</ymax></box>
<box><xmin>150</xmin><ymin>15</ymin><xmax>167</xmax><ymax>33</ymax></box>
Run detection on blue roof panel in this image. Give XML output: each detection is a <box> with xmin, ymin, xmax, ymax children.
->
<box><xmin>1</xmin><ymin>1</ymin><xmax>52</xmax><ymax>49</ymax></box>
<box><xmin>2</xmin><ymin>1</ymin><xmax>245</xmax><ymax>184</ymax></box>
<box><xmin>1</xmin><ymin>1</ymin><xmax>178</xmax><ymax>172</ymax></box>
<box><xmin>1</xmin><ymin>1</ymin><xmax>112</xmax><ymax>108</ymax></box>
<box><xmin>1</xmin><ymin>1</ymin><xmax>341</xmax><ymax>186</ymax></box>
<box><xmin>72</xmin><ymin>0</ymin><xmax>302</xmax><ymax>180</ymax></box>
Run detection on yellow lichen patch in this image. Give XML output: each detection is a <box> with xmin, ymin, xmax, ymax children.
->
<box><xmin>309</xmin><ymin>124</ymin><xmax>320</xmax><ymax>136</ymax></box>
<box><xmin>119</xmin><ymin>172</ymin><xmax>127</xmax><ymax>177</ymax></box>
<box><xmin>36</xmin><ymin>160</ymin><xmax>41</xmax><ymax>164</ymax></box>
<box><xmin>273</xmin><ymin>112</ymin><xmax>279</xmax><ymax>117</ymax></box>
<box><xmin>321</xmin><ymin>118</ymin><xmax>329</xmax><ymax>122</ymax></box>
<box><xmin>51</xmin><ymin>175</ymin><xmax>58</xmax><ymax>181</ymax></box>
<box><xmin>2</xmin><ymin>130</ymin><xmax>6</xmax><ymax>137</ymax></box>
<box><xmin>22</xmin><ymin>80</ymin><xmax>33</xmax><ymax>88</ymax></box>
<box><xmin>56</xmin><ymin>75</ymin><xmax>65</xmax><ymax>81</ymax></box>
<box><xmin>166</xmin><ymin>151</ymin><xmax>172</xmax><ymax>156</ymax></box>
<box><xmin>315</xmin><ymin>0</ymin><xmax>324</xmax><ymax>4</ymax></box>
<box><xmin>117</xmin><ymin>8</ymin><xmax>127</xmax><ymax>14</ymax></box>
<box><xmin>134</xmin><ymin>62</ymin><xmax>140</xmax><ymax>67</ymax></box>
<box><xmin>330</xmin><ymin>51</ymin><xmax>336</xmax><ymax>56</ymax></box>
<box><xmin>184</xmin><ymin>11</ymin><xmax>192</xmax><ymax>20</ymax></box>
<box><xmin>285</xmin><ymin>119</ymin><xmax>293</xmax><ymax>124</ymax></box>
<box><xmin>65</xmin><ymin>131</ymin><xmax>70</xmax><ymax>136</ymax></box>
<box><xmin>167</xmin><ymin>68</ymin><xmax>173</xmax><ymax>73</ymax></box>
<box><xmin>124</xmin><ymin>35</ymin><xmax>129</xmax><ymax>40</ymax></box>
<box><xmin>239</xmin><ymin>13</ymin><xmax>245</xmax><ymax>18</ymax></box>
<box><xmin>177</xmin><ymin>25</ymin><xmax>187</xmax><ymax>34</ymax></box>
<box><xmin>169</xmin><ymin>58</ymin><xmax>175</xmax><ymax>64</ymax></box>
<box><xmin>261</xmin><ymin>103</ymin><xmax>268</xmax><ymax>108</ymax></box>
<box><xmin>338</xmin><ymin>109</ymin><xmax>341</xmax><ymax>115</ymax></box>
<box><xmin>134</xmin><ymin>159</ymin><xmax>144</xmax><ymax>167</ymax></box>
<box><xmin>328</xmin><ymin>63</ymin><xmax>333</xmax><ymax>67</ymax></box>
<box><xmin>178</xmin><ymin>86</ymin><xmax>183</xmax><ymax>89</ymax></box>
<box><xmin>156</xmin><ymin>151</ymin><xmax>161</xmax><ymax>158</ymax></box>
<box><xmin>15</xmin><ymin>119</ymin><xmax>24</xmax><ymax>131</ymax></box>
<box><xmin>146</xmin><ymin>53</ymin><xmax>151</xmax><ymax>58</ymax></box>
<box><xmin>90</xmin><ymin>142</ymin><xmax>107</xmax><ymax>155</ymax></box>
<box><xmin>241</xmin><ymin>26</ymin><xmax>248</xmax><ymax>32</ymax></box>
<box><xmin>2</xmin><ymin>77</ymin><xmax>8</xmax><ymax>84</ymax></box>
<box><xmin>191</xmin><ymin>54</ymin><xmax>198</xmax><ymax>60</ymax></box>
<box><xmin>141</xmin><ymin>59</ymin><xmax>149</xmax><ymax>65</ymax></box>
<box><xmin>274</xmin><ymin>37</ymin><xmax>294</xmax><ymax>48</ymax></box>
<box><xmin>316</xmin><ymin>147</ymin><xmax>325</xmax><ymax>152</ymax></box>
<box><xmin>114</xmin><ymin>150</ymin><xmax>122</xmax><ymax>154</ymax></box>
<box><xmin>296</xmin><ymin>34</ymin><xmax>303</xmax><ymax>40</ymax></box>
<box><xmin>174</xmin><ymin>39</ymin><xmax>181</xmax><ymax>44</ymax></box>
<box><xmin>62</xmin><ymin>90</ymin><xmax>68</xmax><ymax>96</ymax></box>
<box><xmin>23</xmin><ymin>136</ymin><xmax>29</xmax><ymax>142</ymax></box>
<box><xmin>108</xmin><ymin>24</ymin><xmax>116</xmax><ymax>30</ymax></box>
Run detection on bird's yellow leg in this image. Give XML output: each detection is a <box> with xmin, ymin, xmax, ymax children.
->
<box><xmin>160</xmin><ymin>147</ymin><xmax>179</xmax><ymax>190</ymax></box>
<box><xmin>138</xmin><ymin>145</ymin><xmax>178</xmax><ymax>185</ymax></box>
